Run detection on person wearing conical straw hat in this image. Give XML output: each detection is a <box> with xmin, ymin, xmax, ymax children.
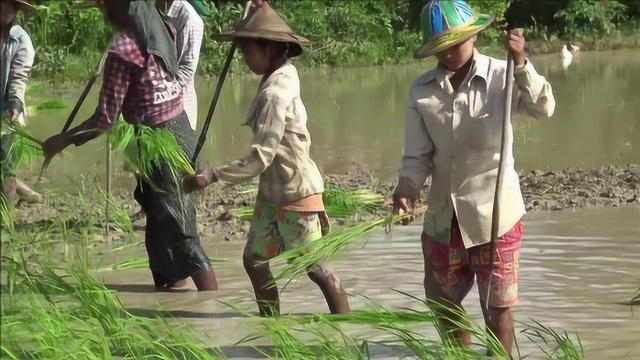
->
<box><xmin>391</xmin><ymin>0</ymin><xmax>556</xmax><ymax>355</ymax></box>
<box><xmin>42</xmin><ymin>0</ymin><xmax>219</xmax><ymax>293</ymax></box>
<box><xmin>1</xmin><ymin>0</ymin><xmax>43</xmax><ymax>205</ymax></box>
<box><xmin>183</xmin><ymin>1</ymin><xmax>351</xmax><ymax>317</ymax></box>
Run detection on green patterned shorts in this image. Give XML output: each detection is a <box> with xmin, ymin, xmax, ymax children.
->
<box><xmin>245</xmin><ymin>199</ymin><xmax>331</xmax><ymax>259</ymax></box>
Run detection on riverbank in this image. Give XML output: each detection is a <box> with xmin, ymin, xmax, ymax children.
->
<box><xmin>10</xmin><ymin>164</ymin><xmax>639</xmax><ymax>243</ymax></box>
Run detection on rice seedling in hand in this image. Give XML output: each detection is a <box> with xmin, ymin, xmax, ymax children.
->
<box><xmin>108</xmin><ymin>117</ymin><xmax>195</xmax><ymax>192</ymax></box>
<box><xmin>271</xmin><ymin>212</ymin><xmax>415</xmax><ymax>288</ymax></box>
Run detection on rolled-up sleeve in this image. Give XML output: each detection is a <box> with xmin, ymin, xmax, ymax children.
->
<box><xmin>513</xmin><ymin>60</ymin><xmax>556</xmax><ymax>119</ymax></box>
<box><xmin>7</xmin><ymin>34</ymin><xmax>35</xmax><ymax>117</ymax></box>
<box><xmin>394</xmin><ymin>95</ymin><xmax>434</xmax><ymax>201</ymax></box>
<box><xmin>69</xmin><ymin>53</ymin><xmax>132</xmax><ymax>146</ymax></box>
<box><xmin>213</xmin><ymin>94</ymin><xmax>288</xmax><ymax>187</ymax></box>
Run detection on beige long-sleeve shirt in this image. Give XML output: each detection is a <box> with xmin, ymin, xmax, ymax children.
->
<box><xmin>394</xmin><ymin>49</ymin><xmax>556</xmax><ymax>248</ymax></box>
<box><xmin>213</xmin><ymin>62</ymin><xmax>324</xmax><ymax>204</ymax></box>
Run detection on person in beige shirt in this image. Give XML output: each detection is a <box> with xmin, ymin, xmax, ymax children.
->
<box><xmin>392</xmin><ymin>0</ymin><xmax>555</xmax><ymax>355</ymax></box>
<box><xmin>183</xmin><ymin>2</ymin><xmax>350</xmax><ymax>317</ymax></box>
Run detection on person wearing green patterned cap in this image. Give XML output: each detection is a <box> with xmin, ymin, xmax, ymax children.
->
<box><xmin>391</xmin><ymin>0</ymin><xmax>556</xmax><ymax>355</ymax></box>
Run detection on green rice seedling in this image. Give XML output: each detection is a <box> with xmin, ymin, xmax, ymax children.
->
<box><xmin>522</xmin><ymin>319</ymin><xmax>584</xmax><ymax>360</ymax></box>
<box><xmin>228</xmin><ymin>188</ymin><xmax>385</xmax><ymax>221</ymax></box>
<box><xmin>229</xmin><ymin>206</ymin><xmax>254</xmax><ymax>220</ymax></box>
<box><xmin>1</xmin><ymin>122</ymin><xmax>42</xmax><ymax>172</ymax></box>
<box><xmin>108</xmin><ymin>117</ymin><xmax>195</xmax><ymax>182</ymax></box>
<box><xmin>323</xmin><ymin>187</ymin><xmax>384</xmax><ymax>214</ymax></box>
<box><xmin>93</xmin><ymin>181</ymin><xmax>134</xmax><ymax>235</ymax></box>
<box><xmin>36</xmin><ymin>99</ymin><xmax>67</xmax><ymax>110</ymax></box>
<box><xmin>271</xmin><ymin>213</ymin><xmax>413</xmax><ymax>288</ymax></box>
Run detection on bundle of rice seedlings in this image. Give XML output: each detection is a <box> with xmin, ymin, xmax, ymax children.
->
<box><xmin>36</xmin><ymin>99</ymin><xmax>67</xmax><ymax>110</ymax></box>
<box><xmin>107</xmin><ymin>117</ymin><xmax>195</xmax><ymax>191</ymax></box>
<box><xmin>1</xmin><ymin>121</ymin><xmax>42</xmax><ymax>173</ymax></box>
<box><xmin>271</xmin><ymin>212</ymin><xmax>416</xmax><ymax>288</ymax></box>
<box><xmin>1</xmin><ymin>121</ymin><xmax>42</xmax><ymax>228</ymax></box>
<box><xmin>228</xmin><ymin>188</ymin><xmax>385</xmax><ymax>220</ymax></box>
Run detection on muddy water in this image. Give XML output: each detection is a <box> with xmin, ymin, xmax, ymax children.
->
<box><xmin>26</xmin><ymin>49</ymin><xmax>640</xmax><ymax>189</ymax></box>
<box><xmin>94</xmin><ymin>206</ymin><xmax>640</xmax><ymax>359</ymax></box>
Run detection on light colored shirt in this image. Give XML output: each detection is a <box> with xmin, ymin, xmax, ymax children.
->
<box><xmin>1</xmin><ymin>24</ymin><xmax>34</xmax><ymax>128</ymax></box>
<box><xmin>394</xmin><ymin>49</ymin><xmax>556</xmax><ymax>249</ymax></box>
<box><xmin>213</xmin><ymin>62</ymin><xmax>325</xmax><ymax>204</ymax></box>
<box><xmin>167</xmin><ymin>0</ymin><xmax>204</xmax><ymax>130</ymax></box>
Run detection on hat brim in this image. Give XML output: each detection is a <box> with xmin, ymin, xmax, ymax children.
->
<box><xmin>413</xmin><ymin>14</ymin><xmax>495</xmax><ymax>59</ymax></box>
<box><xmin>213</xmin><ymin>30</ymin><xmax>311</xmax><ymax>57</ymax></box>
<box><xmin>12</xmin><ymin>0</ymin><xmax>36</xmax><ymax>12</ymax></box>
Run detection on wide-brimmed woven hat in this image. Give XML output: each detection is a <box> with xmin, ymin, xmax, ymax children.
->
<box><xmin>213</xmin><ymin>3</ymin><xmax>311</xmax><ymax>58</ymax></box>
<box><xmin>413</xmin><ymin>0</ymin><xmax>495</xmax><ymax>59</ymax></box>
<box><xmin>10</xmin><ymin>0</ymin><xmax>36</xmax><ymax>12</ymax></box>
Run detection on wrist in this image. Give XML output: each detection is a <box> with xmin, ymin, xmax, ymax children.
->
<box><xmin>513</xmin><ymin>54</ymin><xmax>526</xmax><ymax>67</ymax></box>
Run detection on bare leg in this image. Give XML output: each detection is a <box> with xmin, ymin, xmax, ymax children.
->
<box><xmin>3</xmin><ymin>177</ymin><xmax>18</xmax><ymax>205</ymax></box>
<box><xmin>481</xmin><ymin>304</ymin><xmax>514</xmax><ymax>356</ymax></box>
<box><xmin>307</xmin><ymin>262</ymin><xmax>350</xmax><ymax>314</ymax></box>
<box><xmin>191</xmin><ymin>268</ymin><xmax>218</xmax><ymax>291</ymax></box>
<box><xmin>243</xmin><ymin>254</ymin><xmax>280</xmax><ymax>317</ymax></box>
<box><xmin>425</xmin><ymin>275</ymin><xmax>472</xmax><ymax>347</ymax></box>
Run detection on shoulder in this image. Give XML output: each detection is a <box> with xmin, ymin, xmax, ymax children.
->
<box><xmin>171</xmin><ymin>1</ymin><xmax>203</xmax><ymax>28</ymax></box>
<box><xmin>107</xmin><ymin>31</ymin><xmax>145</xmax><ymax>68</ymax></box>
<box><xmin>408</xmin><ymin>67</ymin><xmax>437</xmax><ymax>100</ymax></box>
<box><xmin>263</xmin><ymin>63</ymin><xmax>300</xmax><ymax>104</ymax></box>
<box><xmin>9</xmin><ymin>25</ymin><xmax>33</xmax><ymax>49</ymax></box>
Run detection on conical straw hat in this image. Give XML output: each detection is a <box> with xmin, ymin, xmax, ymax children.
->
<box><xmin>213</xmin><ymin>4</ymin><xmax>310</xmax><ymax>58</ymax></box>
<box><xmin>12</xmin><ymin>0</ymin><xmax>36</xmax><ymax>12</ymax></box>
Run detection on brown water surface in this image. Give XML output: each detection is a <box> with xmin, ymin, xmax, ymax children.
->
<box><xmin>26</xmin><ymin>49</ymin><xmax>640</xmax><ymax>189</ymax></box>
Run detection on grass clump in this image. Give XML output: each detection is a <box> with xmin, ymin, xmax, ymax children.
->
<box><xmin>36</xmin><ymin>99</ymin><xmax>67</xmax><ymax>110</ymax></box>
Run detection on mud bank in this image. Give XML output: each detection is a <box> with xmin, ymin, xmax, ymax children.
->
<box><xmin>10</xmin><ymin>164</ymin><xmax>639</xmax><ymax>243</ymax></box>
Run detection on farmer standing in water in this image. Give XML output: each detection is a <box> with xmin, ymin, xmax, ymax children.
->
<box><xmin>1</xmin><ymin>0</ymin><xmax>42</xmax><ymax>205</ymax></box>
<box><xmin>42</xmin><ymin>0</ymin><xmax>218</xmax><ymax>292</ymax></box>
<box><xmin>127</xmin><ymin>0</ymin><xmax>206</xmax><ymax>222</ymax></box>
<box><xmin>392</xmin><ymin>0</ymin><xmax>555</xmax><ymax>355</ymax></box>
<box><xmin>183</xmin><ymin>1</ymin><xmax>351</xmax><ymax>317</ymax></box>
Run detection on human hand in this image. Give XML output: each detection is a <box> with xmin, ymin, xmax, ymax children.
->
<box><xmin>42</xmin><ymin>133</ymin><xmax>72</xmax><ymax>159</ymax></box>
<box><xmin>183</xmin><ymin>169</ymin><xmax>216</xmax><ymax>194</ymax></box>
<box><xmin>502</xmin><ymin>28</ymin><xmax>526</xmax><ymax>66</ymax></box>
<box><xmin>392</xmin><ymin>193</ymin><xmax>415</xmax><ymax>226</ymax></box>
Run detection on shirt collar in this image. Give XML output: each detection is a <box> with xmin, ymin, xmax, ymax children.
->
<box><xmin>420</xmin><ymin>49</ymin><xmax>490</xmax><ymax>90</ymax></box>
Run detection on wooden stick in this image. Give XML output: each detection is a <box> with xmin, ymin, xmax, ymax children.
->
<box><xmin>106</xmin><ymin>137</ymin><xmax>112</xmax><ymax>241</ymax></box>
<box><xmin>192</xmin><ymin>1</ymin><xmax>252</xmax><ymax>164</ymax></box>
<box><xmin>486</xmin><ymin>52</ymin><xmax>515</xmax><ymax>310</ymax></box>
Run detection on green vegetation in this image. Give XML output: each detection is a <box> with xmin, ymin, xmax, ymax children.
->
<box><xmin>17</xmin><ymin>0</ymin><xmax>640</xmax><ymax>83</ymax></box>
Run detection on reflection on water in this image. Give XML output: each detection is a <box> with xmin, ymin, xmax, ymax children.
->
<box><xmin>96</xmin><ymin>207</ymin><xmax>640</xmax><ymax>359</ymax></box>
<box><xmin>26</xmin><ymin>50</ymin><xmax>640</xmax><ymax>189</ymax></box>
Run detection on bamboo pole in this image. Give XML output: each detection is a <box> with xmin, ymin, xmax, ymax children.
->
<box><xmin>105</xmin><ymin>137</ymin><xmax>112</xmax><ymax>241</ymax></box>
